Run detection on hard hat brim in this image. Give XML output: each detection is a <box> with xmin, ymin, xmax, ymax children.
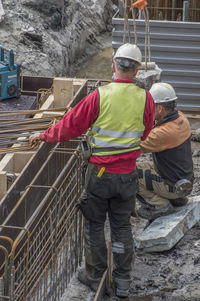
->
<box><xmin>114</xmin><ymin>56</ymin><xmax>142</xmax><ymax>66</ymax></box>
<box><xmin>154</xmin><ymin>97</ymin><xmax>178</xmax><ymax>103</ymax></box>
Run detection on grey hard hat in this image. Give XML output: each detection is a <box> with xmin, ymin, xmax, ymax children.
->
<box><xmin>114</xmin><ymin>43</ymin><xmax>142</xmax><ymax>65</ymax></box>
<box><xmin>150</xmin><ymin>83</ymin><xmax>178</xmax><ymax>103</ymax></box>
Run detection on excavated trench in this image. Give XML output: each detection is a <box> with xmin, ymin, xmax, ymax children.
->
<box><xmin>61</xmin><ymin>47</ymin><xmax>200</xmax><ymax>301</ymax></box>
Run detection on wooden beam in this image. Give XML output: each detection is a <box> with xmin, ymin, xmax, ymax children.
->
<box><xmin>93</xmin><ymin>269</ymin><xmax>108</xmax><ymax>301</ymax></box>
<box><xmin>53</xmin><ymin>78</ymin><xmax>73</xmax><ymax>107</ymax></box>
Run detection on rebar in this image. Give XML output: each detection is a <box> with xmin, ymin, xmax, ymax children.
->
<box><xmin>0</xmin><ymin>107</ymin><xmax>69</xmax><ymax>117</ymax></box>
<box><xmin>0</xmin><ymin>80</ymin><xmax>103</xmax><ymax>300</ymax></box>
<box><xmin>0</xmin><ymin>109</ymin><xmax>67</xmax><ymax>152</ymax></box>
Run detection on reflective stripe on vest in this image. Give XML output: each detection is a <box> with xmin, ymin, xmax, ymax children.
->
<box><xmin>90</xmin><ymin>136</ymin><xmax>141</xmax><ymax>149</ymax></box>
<box><xmin>90</xmin><ymin>126</ymin><xmax>144</xmax><ymax>139</ymax></box>
<box><xmin>88</xmin><ymin>82</ymin><xmax>146</xmax><ymax>156</ymax></box>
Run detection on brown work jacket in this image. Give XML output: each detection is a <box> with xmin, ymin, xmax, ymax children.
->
<box><xmin>140</xmin><ymin>110</ymin><xmax>193</xmax><ymax>184</ymax></box>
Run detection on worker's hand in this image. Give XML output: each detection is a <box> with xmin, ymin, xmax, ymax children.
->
<box><xmin>29</xmin><ymin>133</ymin><xmax>41</xmax><ymax>146</ymax></box>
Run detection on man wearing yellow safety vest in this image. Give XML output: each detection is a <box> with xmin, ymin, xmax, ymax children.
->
<box><xmin>29</xmin><ymin>43</ymin><xmax>155</xmax><ymax>298</ymax></box>
<box><xmin>137</xmin><ymin>83</ymin><xmax>194</xmax><ymax>221</ymax></box>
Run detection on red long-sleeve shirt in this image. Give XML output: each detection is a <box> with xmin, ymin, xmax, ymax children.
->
<box><xmin>40</xmin><ymin>79</ymin><xmax>155</xmax><ymax>173</ymax></box>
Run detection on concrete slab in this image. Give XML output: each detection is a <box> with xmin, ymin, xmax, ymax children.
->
<box><xmin>135</xmin><ymin>63</ymin><xmax>162</xmax><ymax>90</ymax></box>
<box><xmin>135</xmin><ymin>196</ymin><xmax>200</xmax><ymax>253</ymax></box>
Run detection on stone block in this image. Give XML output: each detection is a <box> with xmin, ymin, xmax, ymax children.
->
<box><xmin>135</xmin><ymin>63</ymin><xmax>162</xmax><ymax>90</ymax></box>
<box><xmin>135</xmin><ymin>196</ymin><xmax>200</xmax><ymax>252</ymax></box>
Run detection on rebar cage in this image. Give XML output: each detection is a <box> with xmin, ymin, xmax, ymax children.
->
<box><xmin>0</xmin><ymin>79</ymin><xmax>109</xmax><ymax>300</ymax></box>
<box><xmin>0</xmin><ymin>78</ymin><xmax>90</xmax><ymax>300</ymax></box>
<box><xmin>0</xmin><ymin>139</ymin><xmax>84</xmax><ymax>301</ymax></box>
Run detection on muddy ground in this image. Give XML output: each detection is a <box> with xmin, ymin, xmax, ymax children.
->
<box><xmin>60</xmin><ymin>48</ymin><xmax>200</xmax><ymax>301</ymax></box>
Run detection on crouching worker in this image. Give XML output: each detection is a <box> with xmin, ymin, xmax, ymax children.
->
<box><xmin>137</xmin><ymin>83</ymin><xmax>194</xmax><ymax>221</ymax></box>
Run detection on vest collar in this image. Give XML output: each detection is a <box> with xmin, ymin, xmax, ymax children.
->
<box><xmin>114</xmin><ymin>79</ymin><xmax>134</xmax><ymax>84</ymax></box>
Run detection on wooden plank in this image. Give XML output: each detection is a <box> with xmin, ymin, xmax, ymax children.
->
<box><xmin>93</xmin><ymin>269</ymin><xmax>108</xmax><ymax>301</ymax></box>
<box><xmin>0</xmin><ymin>172</ymin><xmax>7</xmax><ymax>199</ymax></box>
<box><xmin>53</xmin><ymin>78</ymin><xmax>73</xmax><ymax>107</ymax></box>
<box><xmin>0</xmin><ymin>154</ymin><xmax>13</xmax><ymax>172</ymax></box>
<box><xmin>13</xmin><ymin>152</ymin><xmax>35</xmax><ymax>173</ymax></box>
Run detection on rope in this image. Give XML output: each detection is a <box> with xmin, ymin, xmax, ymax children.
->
<box><xmin>123</xmin><ymin>0</ymin><xmax>131</xmax><ymax>43</ymax></box>
<box><xmin>144</xmin><ymin>6</ymin><xmax>151</xmax><ymax>64</ymax></box>
<box><xmin>131</xmin><ymin>0</ymin><xmax>138</xmax><ymax>45</ymax></box>
<box><xmin>132</xmin><ymin>0</ymin><xmax>151</xmax><ymax>71</ymax></box>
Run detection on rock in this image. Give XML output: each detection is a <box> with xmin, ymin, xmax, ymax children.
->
<box><xmin>171</xmin><ymin>283</ymin><xmax>200</xmax><ymax>300</ymax></box>
<box><xmin>50</xmin><ymin>11</ymin><xmax>62</xmax><ymax>29</ymax></box>
<box><xmin>23</xmin><ymin>31</ymin><xmax>43</xmax><ymax>43</ymax></box>
<box><xmin>135</xmin><ymin>63</ymin><xmax>162</xmax><ymax>90</ymax></box>
<box><xmin>2</xmin><ymin>0</ymin><xmax>115</xmax><ymax>77</ymax></box>
<box><xmin>135</xmin><ymin>196</ymin><xmax>200</xmax><ymax>252</ymax></box>
<box><xmin>27</xmin><ymin>26</ymin><xmax>35</xmax><ymax>32</ymax></box>
<box><xmin>0</xmin><ymin>0</ymin><xmax>5</xmax><ymax>22</ymax></box>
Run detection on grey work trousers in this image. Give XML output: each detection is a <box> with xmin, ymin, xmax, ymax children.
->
<box><xmin>137</xmin><ymin>161</ymin><xmax>181</xmax><ymax>208</ymax></box>
<box><xmin>79</xmin><ymin>164</ymin><xmax>137</xmax><ymax>284</ymax></box>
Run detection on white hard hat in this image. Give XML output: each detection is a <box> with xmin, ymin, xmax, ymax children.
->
<box><xmin>114</xmin><ymin>43</ymin><xmax>142</xmax><ymax>65</ymax></box>
<box><xmin>150</xmin><ymin>83</ymin><xmax>177</xmax><ymax>103</ymax></box>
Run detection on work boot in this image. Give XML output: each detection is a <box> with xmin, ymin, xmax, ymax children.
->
<box><xmin>78</xmin><ymin>269</ymin><xmax>101</xmax><ymax>292</ymax></box>
<box><xmin>137</xmin><ymin>203</ymin><xmax>175</xmax><ymax>221</ymax></box>
<box><xmin>169</xmin><ymin>197</ymin><xmax>188</xmax><ymax>207</ymax></box>
<box><xmin>113</xmin><ymin>278</ymin><xmax>130</xmax><ymax>298</ymax></box>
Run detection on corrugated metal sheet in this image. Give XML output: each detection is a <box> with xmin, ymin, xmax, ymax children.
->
<box><xmin>112</xmin><ymin>17</ymin><xmax>200</xmax><ymax>112</ymax></box>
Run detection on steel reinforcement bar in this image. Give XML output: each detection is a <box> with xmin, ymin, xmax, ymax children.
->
<box><xmin>0</xmin><ymin>140</ymin><xmax>84</xmax><ymax>301</ymax></box>
<box><xmin>0</xmin><ymin>79</ymin><xmax>89</xmax><ymax>300</ymax></box>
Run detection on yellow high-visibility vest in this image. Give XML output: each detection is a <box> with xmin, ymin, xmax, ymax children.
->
<box><xmin>88</xmin><ymin>82</ymin><xmax>146</xmax><ymax>156</ymax></box>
